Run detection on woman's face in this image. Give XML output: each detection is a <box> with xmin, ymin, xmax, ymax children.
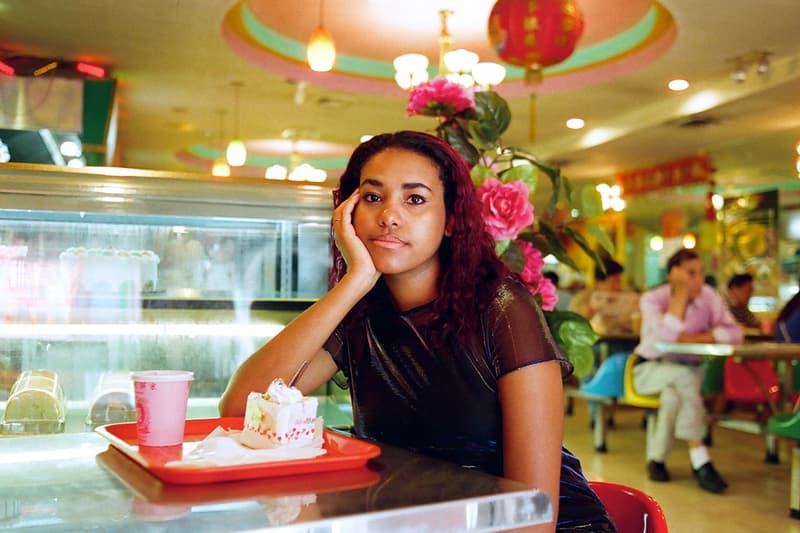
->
<box><xmin>353</xmin><ymin>148</ymin><xmax>450</xmax><ymax>279</ymax></box>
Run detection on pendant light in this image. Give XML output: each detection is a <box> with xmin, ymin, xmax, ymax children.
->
<box><xmin>225</xmin><ymin>81</ymin><xmax>246</xmax><ymax>167</ymax></box>
<box><xmin>306</xmin><ymin>0</ymin><xmax>336</xmax><ymax>72</ymax></box>
<box><xmin>212</xmin><ymin>109</ymin><xmax>231</xmax><ymax>177</ymax></box>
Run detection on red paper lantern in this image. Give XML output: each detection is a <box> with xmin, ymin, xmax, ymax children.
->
<box><xmin>488</xmin><ymin>0</ymin><xmax>584</xmax><ymax>82</ymax></box>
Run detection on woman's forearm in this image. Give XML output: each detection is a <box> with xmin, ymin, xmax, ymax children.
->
<box><xmin>219</xmin><ymin>272</ymin><xmax>376</xmax><ymax>416</ymax></box>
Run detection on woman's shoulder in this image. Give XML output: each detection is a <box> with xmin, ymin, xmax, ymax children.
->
<box><xmin>486</xmin><ymin>275</ymin><xmax>541</xmax><ymax>318</ymax></box>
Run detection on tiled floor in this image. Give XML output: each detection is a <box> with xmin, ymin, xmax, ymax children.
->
<box><xmin>563</xmin><ymin>400</ymin><xmax>800</xmax><ymax>532</ymax></box>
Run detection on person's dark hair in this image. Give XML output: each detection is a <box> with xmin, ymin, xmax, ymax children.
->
<box><xmin>727</xmin><ymin>273</ymin><xmax>753</xmax><ymax>290</ymax></box>
<box><xmin>329</xmin><ymin>130</ymin><xmax>511</xmax><ymax>338</ymax></box>
<box><xmin>595</xmin><ymin>258</ymin><xmax>623</xmax><ymax>281</ymax></box>
<box><xmin>666</xmin><ymin>248</ymin><xmax>699</xmax><ymax>272</ymax></box>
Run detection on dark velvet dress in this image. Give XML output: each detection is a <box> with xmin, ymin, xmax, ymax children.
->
<box><xmin>324</xmin><ymin>277</ymin><xmax>617</xmax><ymax>532</ymax></box>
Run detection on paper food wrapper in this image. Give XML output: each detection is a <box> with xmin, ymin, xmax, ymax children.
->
<box><xmin>167</xmin><ymin>424</ymin><xmax>325</xmax><ymax>468</ymax></box>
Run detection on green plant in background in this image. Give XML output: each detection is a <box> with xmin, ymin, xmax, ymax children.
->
<box><xmin>407</xmin><ymin>79</ymin><xmax>613</xmax><ymax>376</ymax></box>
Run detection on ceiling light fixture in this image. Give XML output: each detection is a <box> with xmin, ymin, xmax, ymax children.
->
<box><xmin>730</xmin><ymin>60</ymin><xmax>747</xmax><ymax>83</ymax></box>
<box><xmin>393</xmin><ymin>9</ymin><xmax>505</xmax><ymax>90</ymax></box>
<box><xmin>306</xmin><ymin>0</ymin><xmax>336</xmax><ymax>72</ymax></box>
<box><xmin>212</xmin><ymin>109</ymin><xmax>231</xmax><ymax>177</ymax></box>
<box><xmin>264</xmin><ymin>132</ymin><xmax>328</xmax><ymax>183</ymax></box>
<box><xmin>668</xmin><ymin>79</ymin><xmax>689</xmax><ymax>91</ymax></box>
<box><xmin>728</xmin><ymin>50</ymin><xmax>772</xmax><ymax>84</ymax></box>
<box><xmin>565</xmin><ymin>118</ymin><xmax>585</xmax><ymax>130</ymax></box>
<box><xmin>225</xmin><ymin>81</ymin><xmax>246</xmax><ymax>167</ymax></box>
<box><xmin>595</xmin><ymin>182</ymin><xmax>625</xmax><ymax>212</ymax></box>
<box><xmin>755</xmin><ymin>52</ymin><xmax>771</xmax><ymax>76</ymax></box>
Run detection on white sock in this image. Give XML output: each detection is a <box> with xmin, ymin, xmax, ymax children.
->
<box><xmin>689</xmin><ymin>446</ymin><xmax>711</xmax><ymax>469</ymax></box>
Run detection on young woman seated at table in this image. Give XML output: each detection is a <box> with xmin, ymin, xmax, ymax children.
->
<box><xmin>220</xmin><ymin>131</ymin><xmax>616</xmax><ymax>532</ymax></box>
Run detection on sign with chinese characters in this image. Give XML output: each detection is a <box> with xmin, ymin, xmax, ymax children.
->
<box><xmin>617</xmin><ymin>154</ymin><xmax>713</xmax><ymax>195</ymax></box>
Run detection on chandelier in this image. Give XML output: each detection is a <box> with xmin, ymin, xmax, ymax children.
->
<box><xmin>393</xmin><ymin>10</ymin><xmax>506</xmax><ymax>90</ymax></box>
<box><xmin>264</xmin><ymin>130</ymin><xmax>328</xmax><ymax>183</ymax></box>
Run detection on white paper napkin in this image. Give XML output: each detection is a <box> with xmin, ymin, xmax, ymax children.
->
<box><xmin>166</xmin><ymin>426</ymin><xmax>326</xmax><ymax>468</ymax></box>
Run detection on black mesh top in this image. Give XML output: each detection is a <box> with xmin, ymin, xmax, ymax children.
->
<box><xmin>324</xmin><ymin>277</ymin><xmax>615</xmax><ymax>531</ymax></box>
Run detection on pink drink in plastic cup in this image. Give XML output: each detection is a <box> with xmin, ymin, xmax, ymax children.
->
<box><xmin>131</xmin><ymin>370</ymin><xmax>193</xmax><ymax>447</ymax></box>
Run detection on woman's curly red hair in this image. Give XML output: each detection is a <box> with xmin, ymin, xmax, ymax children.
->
<box><xmin>329</xmin><ymin>130</ymin><xmax>512</xmax><ymax>339</ymax></box>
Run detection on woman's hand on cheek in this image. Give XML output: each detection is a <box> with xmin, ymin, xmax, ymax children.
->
<box><xmin>333</xmin><ymin>191</ymin><xmax>380</xmax><ymax>286</ymax></box>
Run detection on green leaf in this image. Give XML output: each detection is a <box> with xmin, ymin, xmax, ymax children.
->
<box><xmin>586</xmin><ymin>221</ymin><xmax>616</xmax><ymax>256</ymax></box>
<box><xmin>563</xmin><ymin>226</ymin><xmax>606</xmax><ymax>268</ymax></box>
<box><xmin>566</xmin><ymin>345</ymin><xmax>596</xmax><ymax>377</ymax></box>
<box><xmin>543</xmin><ymin>309</ymin><xmax>599</xmax><ymax>377</ymax></box>
<box><xmin>470</xmin><ymin>164</ymin><xmax>496</xmax><ymax>187</ymax></box>
<box><xmin>563</xmin><ymin>176</ymin><xmax>575</xmax><ymax>208</ymax></box>
<box><xmin>580</xmin><ymin>186</ymin><xmax>604</xmax><ymax>218</ymax></box>
<box><xmin>520</xmin><ymin>224</ymin><xmax>579</xmax><ymax>271</ymax></box>
<box><xmin>471</xmin><ymin>91</ymin><xmax>511</xmax><ymax>144</ymax></box>
<box><xmin>440</xmin><ymin>121</ymin><xmax>480</xmax><ymax>166</ymax></box>
<box><xmin>494</xmin><ymin>239</ymin><xmax>511</xmax><ymax>257</ymax></box>
<box><xmin>467</xmin><ymin>120</ymin><xmax>496</xmax><ymax>151</ymax></box>
<box><xmin>500</xmin><ymin>163</ymin><xmax>537</xmax><ymax>193</ymax></box>
<box><xmin>499</xmin><ymin>239</ymin><xmax>524</xmax><ymax>272</ymax></box>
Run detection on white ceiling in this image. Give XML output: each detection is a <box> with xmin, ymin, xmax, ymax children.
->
<box><xmin>2</xmin><ymin>0</ymin><xmax>800</xmax><ymax>229</ymax></box>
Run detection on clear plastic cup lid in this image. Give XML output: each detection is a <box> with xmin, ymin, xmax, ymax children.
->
<box><xmin>130</xmin><ymin>370</ymin><xmax>194</xmax><ymax>382</ymax></box>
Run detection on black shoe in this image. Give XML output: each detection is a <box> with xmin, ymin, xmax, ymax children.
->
<box><xmin>647</xmin><ymin>460</ymin><xmax>670</xmax><ymax>482</ymax></box>
<box><xmin>694</xmin><ymin>462</ymin><xmax>728</xmax><ymax>493</ymax></box>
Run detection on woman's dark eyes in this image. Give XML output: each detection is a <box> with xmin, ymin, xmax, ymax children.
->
<box><xmin>362</xmin><ymin>192</ymin><xmax>381</xmax><ymax>202</ymax></box>
<box><xmin>361</xmin><ymin>192</ymin><xmax>426</xmax><ymax>205</ymax></box>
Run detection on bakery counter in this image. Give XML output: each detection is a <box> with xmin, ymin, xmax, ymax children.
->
<box><xmin>0</xmin><ymin>430</ymin><xmax>552</xmax><ymax>531</ymax></box>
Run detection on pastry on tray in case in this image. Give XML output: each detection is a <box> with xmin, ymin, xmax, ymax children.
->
<box><xmin>240</xmin><ymin>378</ymin><xmax>321</xmax><ymax>450</ymax></box>
<box><xmin>2</xmin><ymin>370</ymin><xmax>66</xmax><ymax>435</ymax></box>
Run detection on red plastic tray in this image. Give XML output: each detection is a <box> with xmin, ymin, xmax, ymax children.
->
<box><xmin>95</xmin><ymin>417</ymin><xmax>381</xmax><ymax>485</ymax></box>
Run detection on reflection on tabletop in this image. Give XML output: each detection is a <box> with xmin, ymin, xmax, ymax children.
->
<box><xmin>93</xmin><ymin>432</ymin><xmax>552</xmax><ymax>531</ymax></box>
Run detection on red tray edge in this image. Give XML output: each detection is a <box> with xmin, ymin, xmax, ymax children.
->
<box><xmin>95</xmin><ymin>417</ymin><xmax>381</xmax><ymax>485</ymax></box>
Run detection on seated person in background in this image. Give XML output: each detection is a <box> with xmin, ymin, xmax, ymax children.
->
<box><xmin>544</xmin><ymin>270</ymin><xmax>572</xmax><ymax>311</ymax></box>
<box><xmin>633</xmin><ymin>248</ymin><xmax>743</xmax><ymax>494</ymax></box>
<box><xmin>569</xmin><ymin>258</ymin><xmax>639</xmax><ymax>337</ymax></box>
<box><xmin>775</xmin><ymin>289</ymin><xmax>800</xmax><ymax>342</ymax></box>
<box><xmin>726</xmin><ymin>273</ymin><xmax>773</xmax><ymax>335</ymax></box>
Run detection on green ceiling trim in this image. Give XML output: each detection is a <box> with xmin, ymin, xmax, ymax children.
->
<box><xmin>540</xmin><ymin>4</ymin><xmax>660</xmax><ymax>75</ymax></box>
<box><xmin>188</xmin><ymin>145</ymin><xmax>348</xmax><ymax>169</ymax></box>
<box><xmin>238</xmin><ymin>3</ymin><xmax>665</xmax><ymax>81</ymax></box>
<box><xmin>241</xmin><ymin>4</ymin><xmax>394</xmax><ymax>78</ymax></box>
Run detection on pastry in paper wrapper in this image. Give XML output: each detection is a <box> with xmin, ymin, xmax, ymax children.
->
<box><xmin>240</xmin><ymin>379</ymin><xmax>321</xmax><ymax>449</ymax></box>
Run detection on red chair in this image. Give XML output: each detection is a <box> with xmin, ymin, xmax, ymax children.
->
<box><xmin>589</xmin><ymin>480</ymin><xmax>668</xmax><ymax>533</ymax></box>
<box><xmin>723</xmin><ymin>359</ymin><xmax>780</xmax><ymax>411</ymax></box>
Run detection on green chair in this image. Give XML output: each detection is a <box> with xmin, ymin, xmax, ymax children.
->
<box><xmin>767</xmin><ymin>411</ymin><xmax>800</xmax><ymax>518</ymax></box>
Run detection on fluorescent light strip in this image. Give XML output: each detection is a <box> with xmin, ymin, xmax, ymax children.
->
<box><xmin>0</xmin><ymin>323</ymin><xmax>285</xmax><ymax>339</ymax></box>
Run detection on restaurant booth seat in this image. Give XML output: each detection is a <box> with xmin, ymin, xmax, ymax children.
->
<box><xmin>718</xmin><ymin>358</ymin><xmax>781</xmax><ymax>463</ymax></box>
<box><xmin>578</xmin><ymin>352</ymin><xmax>629</xmax><ymax>452</ymax></box>
<box><xmin>767</xmin><ymin>411</ymin><xmax>800</xmax><ymax>518</ymax></box>
<box><xmin>589</xmin><ymin>480</ymin><xmax>669</xmax><ymax>533</ymax></box>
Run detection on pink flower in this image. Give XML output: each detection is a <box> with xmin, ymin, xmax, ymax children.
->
<box><xmin>517</xmin><ymin>240</ymin><xmax>545</xmax><ymax>285</ymax></box>
<box><xmin>517</xmin><ymin>239</ymin><xmax>558</xmax><ymax>310</ymax></box>
<box><xmin>535</xmin><ymin>277</ymin><xmax>559</xmax><ymax>311</ymax></box>
<box><xmin>406</xmin><ymin>78</ymin><xmax>475</xmax><ymax>118</ymax></box>
<box><xmin>477</xmin><ymin>178</ymin><xmax>534</xmax><ymax>241</ymax></box>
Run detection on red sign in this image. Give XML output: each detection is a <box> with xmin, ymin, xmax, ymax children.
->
<box><xmin>617</xmin><ymin>154</ymin><xmax>714</xmax><ymax>195</ymax></box>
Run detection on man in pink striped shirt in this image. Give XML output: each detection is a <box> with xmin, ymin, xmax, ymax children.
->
<box><xmin>634</xmin><ymin>248</ymin><xmax>743</xmax><ymax>494</ymax></box>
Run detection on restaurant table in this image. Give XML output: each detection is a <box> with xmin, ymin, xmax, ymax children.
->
<box><xmin>654</xmin><ymin>341</ymin><xmax>800</xmax><ymax>360</ymax></box>
<box><xmin>655</xmin><ymin>341</ymin><xmax>800</xmax><ymax>412</ymax></box>
<box><xmin>0</xmin><ymin>428</ymin><xmax>552</xmax><ymax>531</ymax></box>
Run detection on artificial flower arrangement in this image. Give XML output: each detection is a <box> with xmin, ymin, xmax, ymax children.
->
<box><xmin>407</xmin><ymin>77</ymin><xmax>615</xmax><ymax>376</ymax></box>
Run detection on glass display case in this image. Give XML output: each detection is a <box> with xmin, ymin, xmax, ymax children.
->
<box><xmin>0</xmin><ymin>164</ymin><xmax>351</xmax><ymax>434</ymax></box>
